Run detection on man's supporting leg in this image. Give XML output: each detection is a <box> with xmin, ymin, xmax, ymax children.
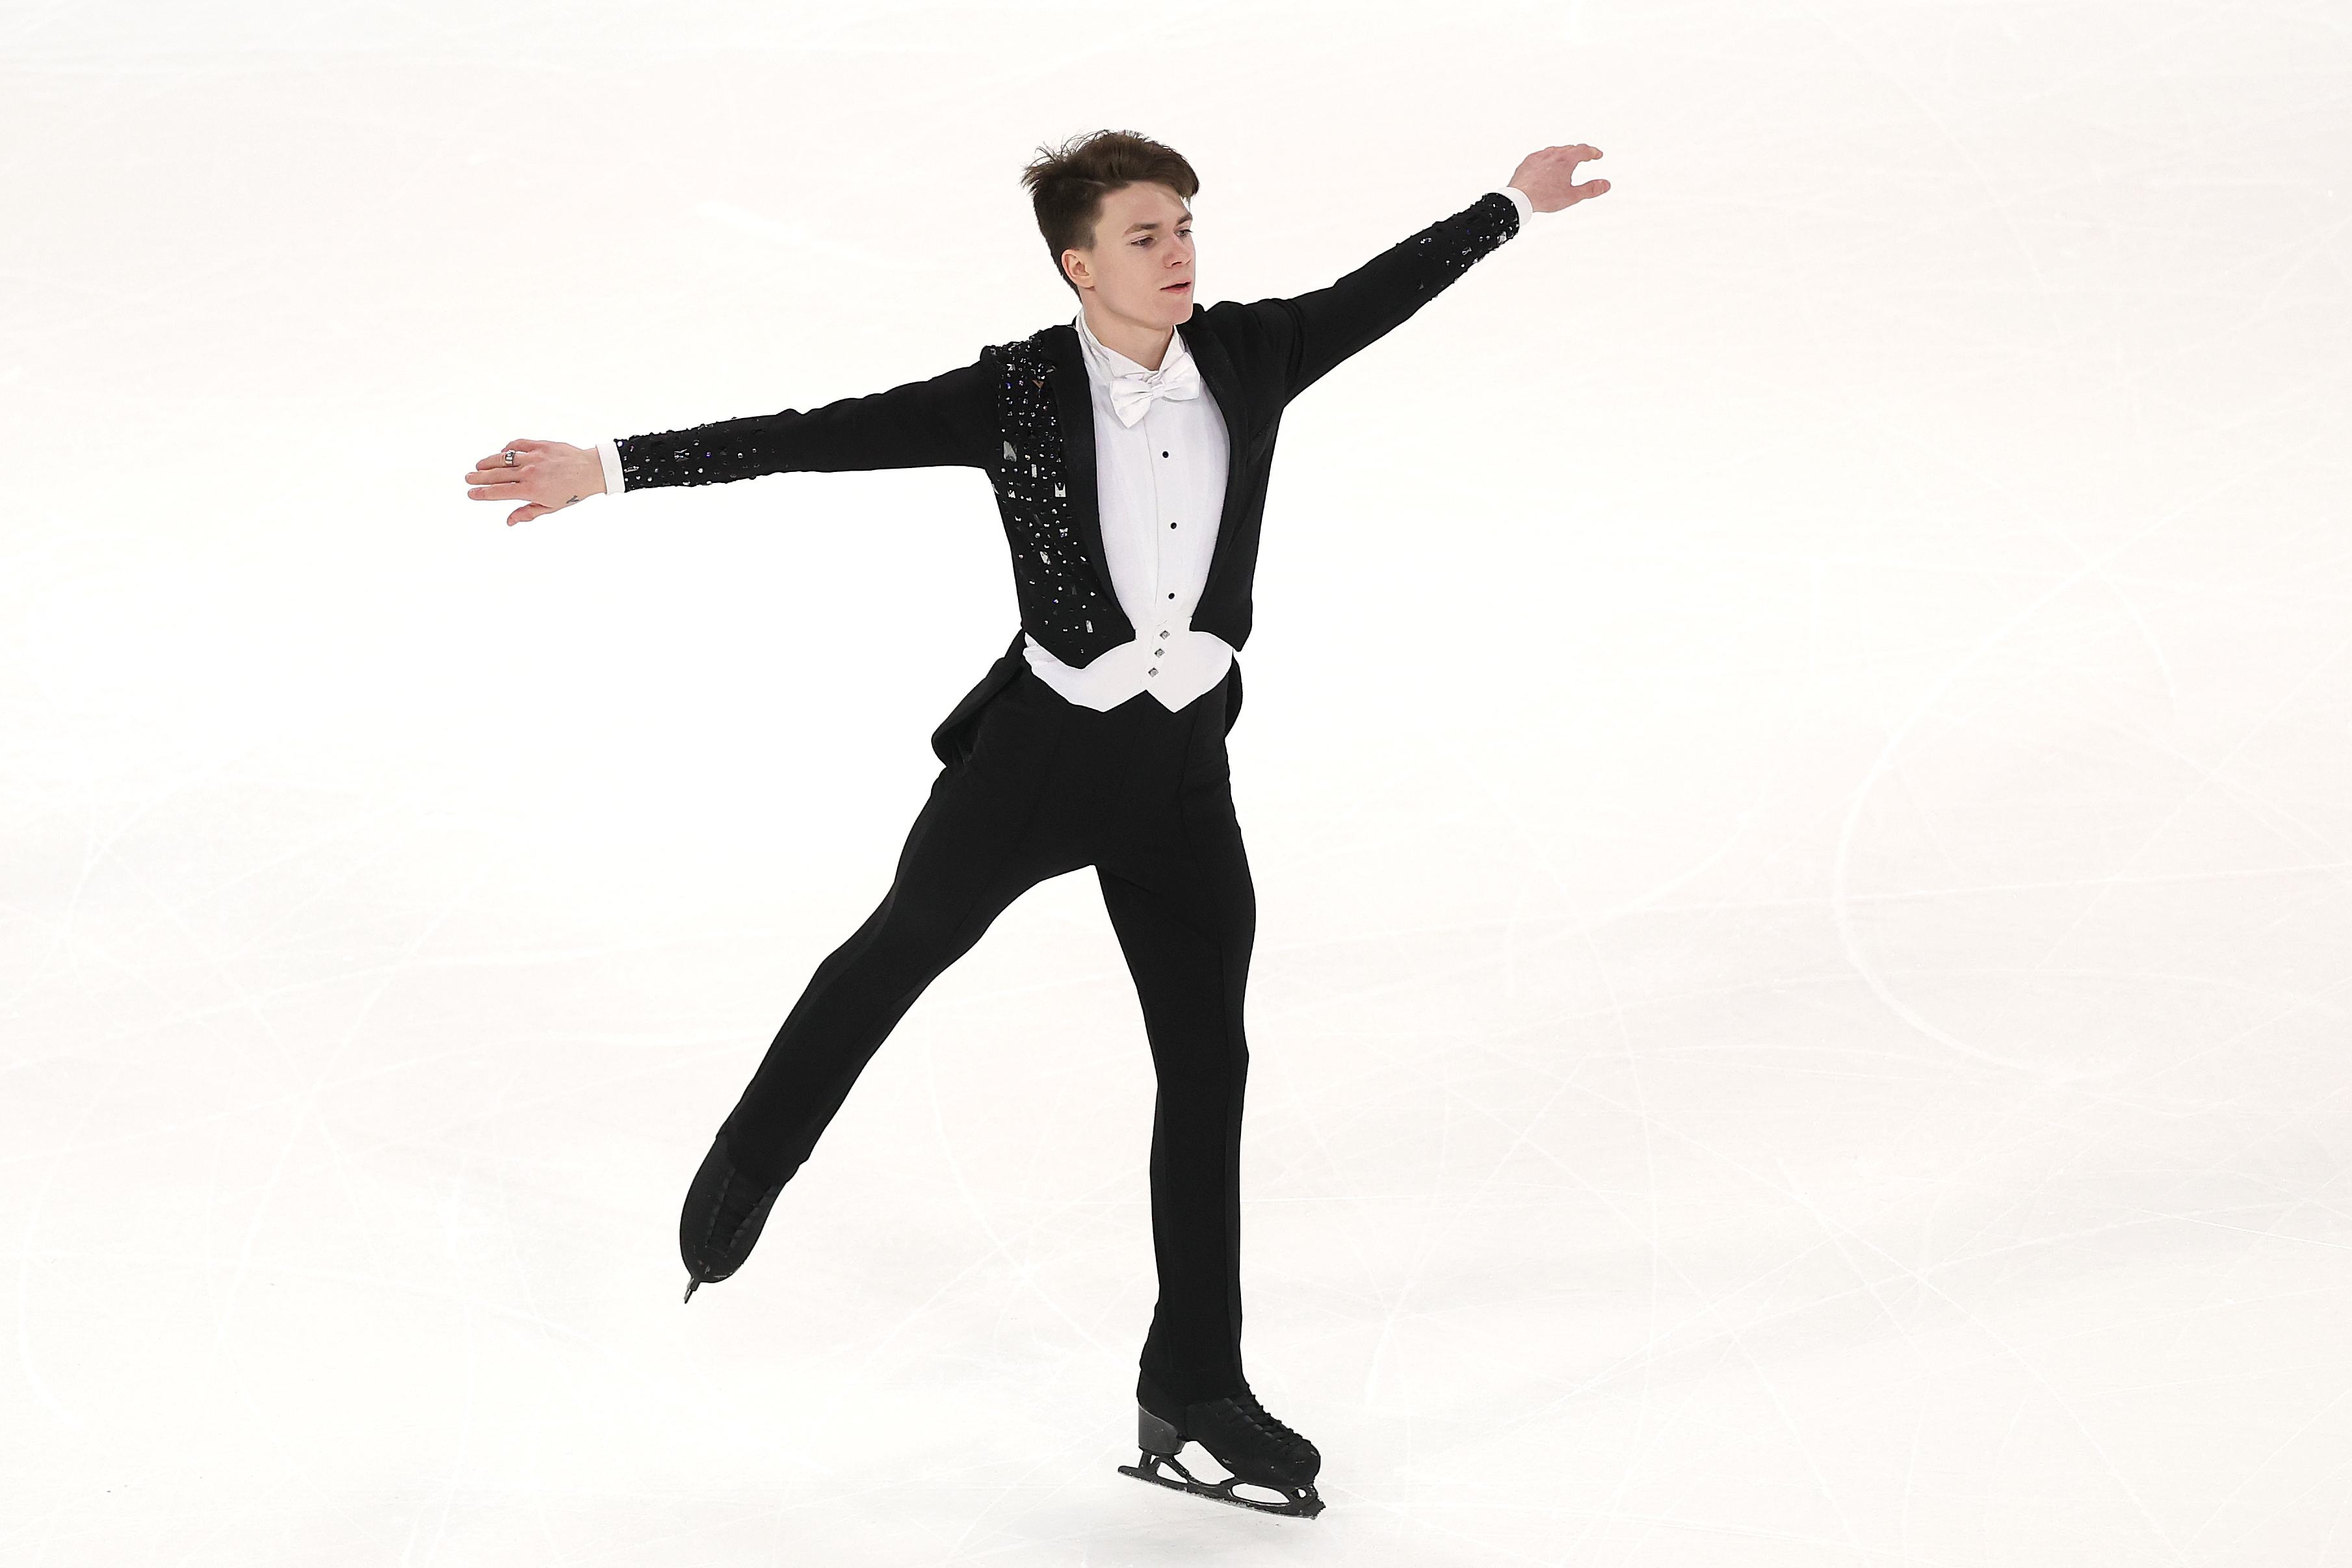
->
<box><xmin>1096</xmin><ymin>766</ymin><xmax>1257</xmax><ymax>1405</ymax></box>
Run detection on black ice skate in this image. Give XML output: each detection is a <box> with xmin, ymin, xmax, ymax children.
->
<box><xmin>1118</xmin><ymin>1374</ymin><xmax>1325</xmax><ymax>1519</ymax></box>
<box><xmin>677</xmin><ymin>1133</ymin><xmax>782</xmax><ymax>1301</ymax></box>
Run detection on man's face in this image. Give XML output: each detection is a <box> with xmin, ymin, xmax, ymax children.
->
<box><xmin>1062</xmin><ymin>181</ymin><xmax>1195</xmax><ymax>327</ymax></box>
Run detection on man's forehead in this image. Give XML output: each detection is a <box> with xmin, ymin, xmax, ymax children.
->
<box><xmin>1106</xmin><ymin>184</ymin><xmax>1191</xmax><ymax>231</ymax></box>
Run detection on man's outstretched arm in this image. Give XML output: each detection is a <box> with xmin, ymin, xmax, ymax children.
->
<box><xmin>464</xmin><ymin>350</ymin><xmax>997</xmax><ymax>527</ymax></box>
<box><xmin>1250</xmin><ymin>142</ymin><xmax>1609</xmax><ymax>404</ymax></box>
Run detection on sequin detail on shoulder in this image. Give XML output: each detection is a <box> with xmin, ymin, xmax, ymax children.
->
<box><xmin>986</xmin><ymin>332</ymin><xmax>1127</xmax><ymax>665</ymax></box>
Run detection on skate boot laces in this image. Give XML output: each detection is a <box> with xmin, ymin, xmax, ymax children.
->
<box><xmin>1231</xmin><ymin>1392</ymin><xmax>1316</xmax><ymax>1461</ymax></box>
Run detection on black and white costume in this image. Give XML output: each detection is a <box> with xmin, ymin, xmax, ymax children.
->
<box><xmin>608</xmin><ymin>185</ymin><xmax>1539</xmax><ymax>1507</ymax></box>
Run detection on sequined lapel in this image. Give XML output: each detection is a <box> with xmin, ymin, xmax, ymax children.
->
<box><xmin>1039</xmin><ymin>324</ymin><xmax>1116</xmax><ymax>608</ymax></box>
<box><xmin>990</xmin><ymin>330</ymin><xmax>1128</xmax><ymax>659</ymax></box>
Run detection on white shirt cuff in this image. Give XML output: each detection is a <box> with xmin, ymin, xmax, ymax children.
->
<box><xmin>1500</xmin><ymin>186</ymin><xmax>1535</xmax><ymax>231</ymax></box>
<box><xmin>597</xmin><ymin>436</ymin><xmax>626</xmax><ymax>497</ymax></box>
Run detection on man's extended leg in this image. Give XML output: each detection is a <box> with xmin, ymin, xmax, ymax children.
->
<box><xmin>681</xmin><ymin>676</ymin><xmax>1084</xmax><ymax>1288</ymax></box>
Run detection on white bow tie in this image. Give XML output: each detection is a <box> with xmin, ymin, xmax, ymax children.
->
<box><xmin>1105</xmin><ymin>352</ymin><xmax>1201</xmax><ymax>428</ymax></box>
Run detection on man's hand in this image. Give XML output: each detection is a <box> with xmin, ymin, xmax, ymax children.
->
<box><xmin>464</xmin><ymin>438</ymin><xmax>607</xmax><ymax>526</ymax></box>
<box><xmin>1508</xmin><ymin>144</ymin><xmax>1609</xmax><ymax>214</ymax></box>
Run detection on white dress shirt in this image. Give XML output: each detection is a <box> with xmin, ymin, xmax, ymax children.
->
<box><xmin>597</xmin><ymin>187</ymin><xmax>1540</xmax><ymax>714</ymax></box>
<box><xmin>1021</xmin><ymin>305</ymin><xmax>1235</xmax><ymax>712</ymax></box>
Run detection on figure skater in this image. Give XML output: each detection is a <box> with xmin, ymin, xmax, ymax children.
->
<box><xmin>463</xmin><ymin>129</ymin><xmax>1609</xmax><ymax>1517</ymax></box>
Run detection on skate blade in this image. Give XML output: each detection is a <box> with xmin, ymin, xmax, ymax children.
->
<box><xmin>1119</xmin><ymin>1454</ymin><xmax>1325</xmax><ymax>1520</ymax></box>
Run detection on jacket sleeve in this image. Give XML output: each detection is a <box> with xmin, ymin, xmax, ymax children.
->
<box><xmin>1247</xmin><ymin>191</ymin><xmax>1521</xmax><ymax>406</ymax></box>
<box><xmin>615</xmin><ymin>346</ymin><xmax>997</xmax><ymax>490</ymax></box>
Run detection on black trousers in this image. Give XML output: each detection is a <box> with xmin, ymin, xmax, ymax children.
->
<box><xmin>719</xmin><ymin>668</ymin><xmax>1255</xmax><ymax>1404</ymax></box>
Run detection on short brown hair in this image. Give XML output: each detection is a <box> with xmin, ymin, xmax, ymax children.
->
<box><xmin>1021</xmin><ymin>129</ymin><xmax>1200</xmax><ymax>298</ymax></box>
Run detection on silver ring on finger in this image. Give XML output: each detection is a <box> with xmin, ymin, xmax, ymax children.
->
<box><xmin>503</xmin><ymin>449</ymin><xmax>518</xmax><ymax>467</ymax></box>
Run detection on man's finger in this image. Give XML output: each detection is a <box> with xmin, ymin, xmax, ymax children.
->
<box><xmin>474</xmin><ymin>449</ymin><xmax>533</xmax><ymax>473</ymax></box>
<box><xmin>467</xmin><ymin>482</ymin><xmax>534</xmax><ymax>500</ymax></box>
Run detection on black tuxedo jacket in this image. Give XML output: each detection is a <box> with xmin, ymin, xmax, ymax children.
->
<box><xmin>616</xmin><ymin>190</ymin><xmax>1523</xmax><ymax>764</ymax></box>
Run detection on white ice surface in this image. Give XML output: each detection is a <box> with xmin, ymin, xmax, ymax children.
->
<box><xmin>5</xmin><ymin>2</ymin><xmax>2349</xmax><ymax>1563</ymax></box>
